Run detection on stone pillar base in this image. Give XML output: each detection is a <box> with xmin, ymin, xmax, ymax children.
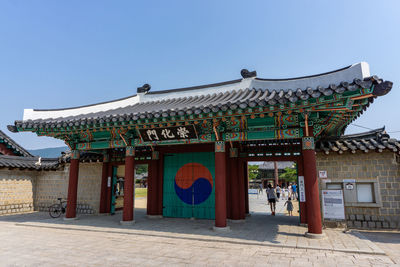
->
<box><xmin>305</xmin><ymin>232</ymin><xmax>326</xmax><ymax>239</ymax></box>
<box><xmin>147</xmin><ymin>215</ymin><xmax>163</xmax><ymax>219</ymax></box>
<box><xmin>63</xmin><ymin>217</ymin><xmax>77</xmax><ymax>221</ymax></box>
<box><xmin>120</xmin><ymin>220</ymin><xmax>135</xmax><ymax>225</ymax></box>
<box><xmin>213</xmin><ymin>226</ymin><xmax>231</xmax><ymax>232</ymax></box>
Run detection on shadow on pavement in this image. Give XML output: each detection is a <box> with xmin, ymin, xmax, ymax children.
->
<box><xmin>0</xmin><ymin>207</ymin><xmax>300</xmax><ymax>245</ymax></box>
<box><xmin>359</xmin><ymin>231</ymin><xmax>400</xmax><ymax>244</ymax></box>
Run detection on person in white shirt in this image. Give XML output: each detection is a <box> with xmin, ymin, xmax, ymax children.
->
<box><xmin>266</xmin><ymin>184</ymin><xmax>276</xmax><ymax>215</ymax></box>
<box><xmin>275</xmin><ymin>185</ymin><xmax>281</xmax><ymax>201</ymax></box>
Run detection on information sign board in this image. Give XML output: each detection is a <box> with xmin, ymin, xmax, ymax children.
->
<box><xmin>318</xmin><ymin>170</ymin><xmax>327</xmax><ymax>178</ymax></box>
<box><xmin>248</xmin><ymin>189</ymin><xmax>258</xmax><ymax>194</ymax></box>
<box><xmin>298</xmin><ymin>176</ymin><xmax>306</xmax><ymax>202</ymax></box>
<box><xmin>322</xmin><ymin>190</ymin><xmax>345</xmax><ymax>220</ymax></box>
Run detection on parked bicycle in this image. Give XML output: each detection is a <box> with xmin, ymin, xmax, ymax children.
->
<box><xmin>48</xmin><ymin>198</ymin><xmax>67</xmax><ymax>218</ymax></box>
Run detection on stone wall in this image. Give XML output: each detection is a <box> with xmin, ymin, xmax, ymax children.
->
<box><xmin>0</xmin><ymin>162</ymin><xmax>103</xmax><ymax>216</ymax></box>
<box><xmin>0</xmin><ymin>169</ymin><xmax>36</xmax><ymax>214</ymax></box>
<box><xmin>316</xmin><ymin>151</ymin><xmax>400</xmax><ymax>229</ymax></box>
<box><xmin>35</xmin><ymin>162</ymin><xmax>103</xmax><ymax>214</ymax></box>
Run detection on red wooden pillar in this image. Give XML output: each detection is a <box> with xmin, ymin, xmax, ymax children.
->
<box><xmin>147</xmin><ymin>161</ymin><xmax>155</xmax><ymax>215</ymax></box>
<box><xmin>238</xmin><ymin>160</ymin><xmax>246</xmax><ymax>219</ymax></box>
<box><xmin>225</xmin><ymin>153</ymin><xmax>232</xmax><ymax>219</ymax></box>
<box><xmin>122</xmin><ymin>146</ymin><xmax>135</xmax><ymax>224</ymax></box>
<box><xmin>302</xmin><ymin>137</ymin><xmax>323</xmax><ymax>236</ymax></box>
<box><xmin>297</xmin><ymin>157</ymin><xmax>307</xmax><ymax>224</ymax></box>
<box><xmin>157</xmin><ymin>152</ymin><xmax>164</xmax><ymax>215</ymax></box>
<box><xmin>147</xmin><ymin>151</ymin><xmax>159</xmax><ymax>216</ymax></box>
<box><xmin>65</xmin><ymin>150</ymin><xmax>80</xmax><ymax>219</ymax></box>
<box><xmin>230</xmin><ymin>156</ymin><xmax>240</xmax><ymax>220</ymax></box>
<box><xmin>99</xmin><ymin>152</ymin><xmax>110</xmax><ymax>214</ymax></box>
<box><xmin>214</xmin><ymin>141</ymin><xmax>229</xmax><ymax>230</ymax></box>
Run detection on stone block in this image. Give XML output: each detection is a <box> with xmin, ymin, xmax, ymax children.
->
<box><xmin>354</xmin><ymin>221</ymin><xmax>362</xmax><ymax>228</ymax></box>
<box><xmin>367</xmin><ymin>221</ymin><xmax>376</xmax><ymax>228</ymax></box>
<box><xmin>364</xmin><ymin>215</ymin><xmax>371</xmax><ymax>221</ymax></box>
<box><xmin>390</xmin><ymin>221</ymin><xmax>397</xmax><ymax>229</ymax></box>
<box><xmin>362</xmin><ymin>221</ymin><xmax>368</xmax><ymax>228</ymax></box>
<box><xmin>356</xmin><ymin>214</ymin><xmax>364</xmax><ymax>221</ymax></box>
<box><xmin>349</xmin><ymin>214</ymin><xmax>356</xmax><ymax>220</ymax></box>
<box><xmin>382</xmin><ymin>222</ymin><xmax>389</xmax><ymax>228</ymax></box>
<box><xmin>347</xmin><ymin>221</ymin><xmax>354</xmax><ymax>227</ymax></box>
<box><xmin>376</xmin><ymin>222</ymin><xmax>382</xmax><ymax>228</ymax></box>
<box><xmin>371</xmin><ymin>215</ymin><xmax>378</xmax><ymax>221</ymax></box>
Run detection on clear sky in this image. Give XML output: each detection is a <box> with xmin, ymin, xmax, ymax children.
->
<box><xmin>1</xmin><ymin>0</ymin><xmax>399</xmax><ymax>149</ymax></box>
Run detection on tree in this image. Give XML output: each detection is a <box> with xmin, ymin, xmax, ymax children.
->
<box><xmin>135</xmin><ymin>164</ymin><xmax>148</xmax><ymax>175</ymax></box>
<box><xmin>248</xmin><ymin>165</ymin><xmax>259</xmax><ymax>180</ymax></box>
<box><xmin>279</xmin><ymin>166</ymin><xmax>297</xmax><ymax>182</ymax></box>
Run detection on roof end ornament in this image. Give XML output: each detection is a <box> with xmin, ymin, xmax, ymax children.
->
<box><xmin>241</xmin><ymin>69</ymin><xmax>257</xmax><ymax>79</ymax></box>
<box><xmin>7</xmin><ymin>125</ymin><xmax>18</xmax><ymax>133</ymax></box>
<box><xmin>371</xmin><ymin>76</ymin><xmax>392</xmax><ymax>96</ymax></box>
<box><xmin>137</xmin><ymin>83</ymin><xmax>151</xmax><ymax>94</ymax></box>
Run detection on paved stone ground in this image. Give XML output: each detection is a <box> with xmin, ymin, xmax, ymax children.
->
<box><xmin>248</xmin><ymin>193</ymin><xmax>299</xmax><ymax>216</ymax></box>
<box><xmin>359</xmin><ymin>230</ymin><xmax>400</xmax><ymax>265</ymax></box>
<box><xmin>0</xmin><ymin>195</ymin><xmax>398</xmax><ymax>266</ymax></box>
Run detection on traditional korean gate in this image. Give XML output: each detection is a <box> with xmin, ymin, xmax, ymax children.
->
<box><xmin>163</xmin><ymin>152</ymin><xmax>215</xmax><ymax>219</ymax></box>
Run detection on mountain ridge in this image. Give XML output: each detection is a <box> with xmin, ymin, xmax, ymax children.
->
<box><xmin>28</xmin><ymin>146</ymin><xmax>69</xmax><ymax>158</ymax></box>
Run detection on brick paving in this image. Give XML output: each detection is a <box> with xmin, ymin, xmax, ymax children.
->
<box><xmin>0</xmin><ymin>196</ymin><xmax>398</xmax><ymax>266</ymax></box>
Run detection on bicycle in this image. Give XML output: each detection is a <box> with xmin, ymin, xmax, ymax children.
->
<box><xmin>48</xmin><ymin>198</ymin><xmax>67</xmax><ymax>218</ymax></box>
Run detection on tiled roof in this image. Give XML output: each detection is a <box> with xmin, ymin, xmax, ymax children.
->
<box><xmin>0</xmin><ymin>155</ymin><xmax>59</xmax><ymax>170</ymax></box>
<box><xmin>59</xmin><ymin>151</ymin><xmax>103</xmax><ymax>163</ymax></box>
<box><xmin>258</xmin><ymin>161</ymin><xmax>295</xmax><ymax>170</ymax></box>
<box><xmin>317</xmin><ymin>128</ymin><xmax>400</xmax><ymax>154</ymax></box>
<box><xmin>0</xmin><ymin>130</ymin><xmax>32</xmax><ymax>157</ymax></box>
<box><xmin>10</xmin><ymin>63</ymin><xmax>392</xmax><ymax>132</ymax></box>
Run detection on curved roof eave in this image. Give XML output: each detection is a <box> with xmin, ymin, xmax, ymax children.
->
<box><xmin>20</xmin><ymin>62</ymin><xmax>370</xmax><ymax>122</ymax></box>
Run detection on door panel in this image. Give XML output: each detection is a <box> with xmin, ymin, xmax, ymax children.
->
<box><xmin>163</xmin><ymin>152</ymin><xmax>215</xmax><ymax>219</ymax></box>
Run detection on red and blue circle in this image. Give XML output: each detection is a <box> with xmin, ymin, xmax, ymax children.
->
<box><xmin>174</xmin><ymin>163</ymin><xmax>213</xmax><ymax>205</ymax></box>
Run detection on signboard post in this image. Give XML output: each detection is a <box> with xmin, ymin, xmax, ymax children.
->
<box><xmin>321</xmin><ymin>190</ymin><xmax>345</xmax><ymax>220</ymax></box>
<box><xmin>298</xmin><ymin>176</ymin><xmax>306</xmax><ymax>202</ymax></box>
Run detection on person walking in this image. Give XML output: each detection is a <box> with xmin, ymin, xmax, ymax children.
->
<box><xmin>284</xmin><ymin>197</ymin><xmax>294</xmax><ymax>216</ymax></box>
<box><xmin>281</xmin><ymin>186</ymin><xmax>286</xmax><ymax>200</ymax></box>
<box><xmin>275</xmin><ymin>185</ymin><xmax>281</xmax><ymax>201</ymax></box>
<box><xmin>292</xmin><ymin>183</ymin><xmax>297</xmax><ymax>200</ymax></box>
<box><xmin>266</xmin><ymin>184</ymin><xmax>276</xmax><ymax>215</ymax></box>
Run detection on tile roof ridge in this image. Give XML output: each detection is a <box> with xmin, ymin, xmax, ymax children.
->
<box><xmin>0</xmin><ymin>130</ymin><xmax>33</xmax><ymax>157</ymax></box>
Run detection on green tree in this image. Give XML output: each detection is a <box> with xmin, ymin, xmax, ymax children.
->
<box><xmin>279</xmin><ymin>166</ymin><xmax>297</xmax><ymax>182</ymax></box>
<box><xmin>248</xmin><ymin>165</ymin><xmax>259</xmax><ymax>180</ymax></box>
<box><xmin>135</xmin><ymin>164</ymin><xmax>148</xmax><ymax>175</ymax></box>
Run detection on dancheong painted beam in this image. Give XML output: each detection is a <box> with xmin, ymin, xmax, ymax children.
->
<box><xmin>8</xmin><ymin>62</ymin><xmax>392</xmax><ymax>150</ymax></box>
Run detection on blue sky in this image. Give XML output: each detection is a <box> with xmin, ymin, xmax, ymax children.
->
<box><xmin>0</xmin><ymin>1</ymin><xmax>399</xmax><ymax>149</ymax></box>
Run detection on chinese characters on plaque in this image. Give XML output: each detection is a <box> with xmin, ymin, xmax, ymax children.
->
<box><xmin>139</xmin><ymin>125</ymin><xmax>197</xmax><ymax>142</ymax></box>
